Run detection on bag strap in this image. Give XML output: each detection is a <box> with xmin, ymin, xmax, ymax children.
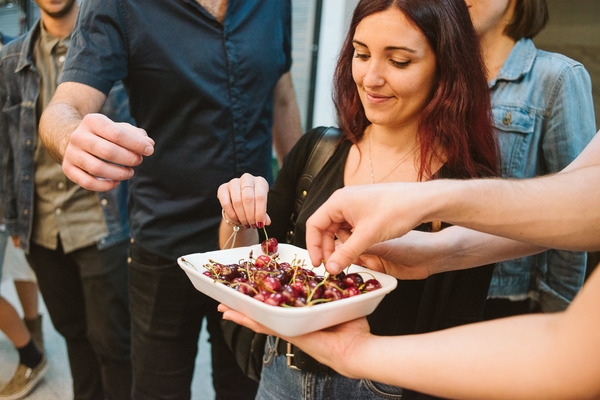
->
<box><xmin>288</xmin><ymin>126</ymin><xmax>344</xmax><ymax>243</ymax></box>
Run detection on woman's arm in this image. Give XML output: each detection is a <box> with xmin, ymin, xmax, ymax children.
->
<box><xmin>220</xmin><ymin>264</ymin><xmax>600</xmax><ymax>400</ymax></box>
<box><xmin>305</xmin><ymin>140</ymin><xmax>600</xmax><ymax>274</ymax></box>
<box><xmin>271</xmin><ymin>72</ymin><xmax>303</xmax><ymax>165</ymax></box>
<box><xmin>350</xmin><ymin>226</ymin><xmax>546</xmax><ymax>279</ymax></box>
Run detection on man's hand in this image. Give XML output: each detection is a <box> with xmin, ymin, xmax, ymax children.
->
<box><xmin>62</xmin><ymin>113</ymin><xmax>154</xmax><ymax>191</ymax></box>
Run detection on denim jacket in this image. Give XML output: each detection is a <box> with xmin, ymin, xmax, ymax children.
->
<box><xmin>488</xmin><ymin>38</ymin><xmax>596</xmax><ymax>311</ymax></box>
<box><xmin>0</xmin><ymin>20</ymin><xmax>132</xmax><ymax>253</ymax></box>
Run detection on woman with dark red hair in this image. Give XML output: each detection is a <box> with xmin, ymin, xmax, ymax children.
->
<box><xmin>217</xmin><ymin>0</ymin><xmax>499</xmax><ymax>398</ymax></box>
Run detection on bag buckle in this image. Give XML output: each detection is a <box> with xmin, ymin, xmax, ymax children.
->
<box><xmin>285</xmin><ymin>342</ymin><xmax>300</xmax><ymax>370</ymax></box>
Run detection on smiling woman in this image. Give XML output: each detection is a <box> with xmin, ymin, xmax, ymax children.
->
<box><xmin>215</xmin><ymin>0</ymin><xmax>500</xmax><ymax>399</ymax></box>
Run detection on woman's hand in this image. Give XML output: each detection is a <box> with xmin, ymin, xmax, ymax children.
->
<box><xmin>218</xmin><ymin>304</ymin><xmax>373</xmax><ymax>379</ymax></box>
<box><xmin>217</xmin><ymin>173</ymin><xmax>271</xmax><ymax>228</ymax></box>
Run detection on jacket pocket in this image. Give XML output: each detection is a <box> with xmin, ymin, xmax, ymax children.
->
<box><xmin>492</xmin><ymin>105</ymin><xmax>535</xmax><ymax>178</ymax></box>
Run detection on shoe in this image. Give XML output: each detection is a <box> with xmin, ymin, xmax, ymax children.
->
<box><xmin>0</xmin><ymin>357</ymin><xmax>48</xmax><ymax>399</ymax></box>
<box><xmin>23</xmin><ymin>315</ymin><xmax>44</xmax><ymax>355</ymax></box>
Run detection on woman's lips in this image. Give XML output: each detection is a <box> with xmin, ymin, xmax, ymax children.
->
<box><xmin>366</xmin><ymin>92</ymin><xmax>393</xmax><ymax>104</ymax></box>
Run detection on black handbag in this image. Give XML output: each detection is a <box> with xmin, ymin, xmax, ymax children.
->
<box><xmin>220</xmin><ymin>126</ymin><xmax>344</xmax><ymax>381</ymax></box>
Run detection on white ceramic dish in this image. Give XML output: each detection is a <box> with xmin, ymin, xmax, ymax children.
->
<box><xmin>178</xmin><ymin>243</ymin><xmax>398</xmax><ymax>337</ymax></box>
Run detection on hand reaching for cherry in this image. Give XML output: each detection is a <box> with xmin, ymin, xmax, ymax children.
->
<box><xmin>217</xmin><ymin>173</ymin><xmax>271</xmax><ymax>229</ymax></box>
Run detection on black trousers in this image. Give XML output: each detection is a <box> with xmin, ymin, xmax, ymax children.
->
<box><xmin>128</xmin><ymin>241</ymin><xmax>258</xmax><ymax>399</ymax></box>
<box><xmin>27</xmin><ymin>240</ymin><xmax>132</xmax><ymax>400</ymax></box>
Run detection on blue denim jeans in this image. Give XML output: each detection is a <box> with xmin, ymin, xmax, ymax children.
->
<box><xmin>128</xmin><ymin>241</ymin><xmax>258</xmax><ymax>400</ymax></box>
<box><xmin>26</xmin><ymin>239</ymin><xmax>132</xmax><ymax>400</ymax></box>
<box><xmin>256</xmin><ymin>337</ymin><xmax>404</xmax><ymax>400</ymax></box>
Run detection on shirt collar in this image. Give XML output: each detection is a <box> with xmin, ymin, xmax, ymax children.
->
<box><xmin>39</xmin><ymin>21</ymin><xmax>71</xmax><ymax>55</ymax></box>
<box><xmin>489</xmin><ymin>38</ymin><xmax>536</xmax><ymax>87</ymax></box>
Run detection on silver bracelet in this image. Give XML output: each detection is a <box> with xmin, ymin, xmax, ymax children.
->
<box><xmin>222</xmin><ymin>208</ymin><xmax>241</xmax><ymax>227</ymax></box>
<box><xmin>222</xmin><ymin>209</ymin><xmax>241</xmax><ymax>248</ymax></box>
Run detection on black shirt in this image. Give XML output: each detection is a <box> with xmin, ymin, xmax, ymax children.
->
<box><xmin>61</xmin><ymin>0</ymin><xmax>292</xmax><ymax>258</ymax></box>
<box><xmin>265</xmin><ymin>127</ymin><xmax>495</xmax><ymax>338</ymax></box>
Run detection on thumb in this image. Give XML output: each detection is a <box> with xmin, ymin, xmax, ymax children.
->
<box><xmin>324</xmin><ymin>230</ymin><xmax>372</xmax><ymax>274</ymax></box>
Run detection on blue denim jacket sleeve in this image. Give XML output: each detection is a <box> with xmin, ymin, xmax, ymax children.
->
<box><xmin>0</xmin><ymin>44</ymin><xmax>17</xmax><ymax>231</ymax></box>
<box><xmin>488</xmin><ymin>39</ymin><xmax>596</xmax><ymax>311</ymax></box>
<box><xmin>537</xmin><ymin>56</ymin><xmax>595</xmax><ymax>310</ymax></box>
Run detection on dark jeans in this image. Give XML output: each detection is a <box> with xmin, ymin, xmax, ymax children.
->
<box><xmin>128</xmin><ymin>241</ymin><xmax>258</xmax><ymax>400</ymax></box>
<box><xmin>27</xmin><ymin>240</ymin><xmax>132</xmax><ymax>400</ymax></box>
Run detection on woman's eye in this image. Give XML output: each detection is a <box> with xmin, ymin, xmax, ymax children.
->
<box><xmin>391</xmin><ymin>59</ymin><xmax>411</xmax><ymax>68</ymax></box>
<box><xmin>354</xmin><ymin>53</ymin><xmax>370</xmax><ymax>60</ymax></box>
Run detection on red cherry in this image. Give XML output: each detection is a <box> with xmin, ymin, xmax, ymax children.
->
<box><xmin>261</xmin><ymin>227</ymin><xmax>278</xmax><ymax>255</ymax></box>
<box><xmin>254</xmin><ymin>254</ymin><xmax>272</xmax><ymax>269</ymax></box>
<box><xmin>261</xmin><ymin>237</ymin><xmax>278</xmax><ymax>255</ymax></box>
<box><xmin>363</xmin><ymin>279</ymin><xmax>382</xmax><ymax>292</ymax></box>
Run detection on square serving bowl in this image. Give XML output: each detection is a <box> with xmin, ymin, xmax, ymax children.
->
<box><xmin>178</xmin><ymin>243</ymin><xmax>397</xmax><ymax>337</ymax></box>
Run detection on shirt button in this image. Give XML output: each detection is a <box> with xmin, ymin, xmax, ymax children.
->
<box><xmin>130</xmin><ymin>238</ymin><xmax>135</xmax><ymax>243</ymax></box>
<box><xmin>25</xmin><ymin>139</ymin><xmax>32</xmax><ymax>146</ymax></box>
<box><xmin>58</xmin><ymin>55</ymin><xmax>65</xmax><ymax>63</ymax></box>
<box><xmin>23</xmin><ymin>209</ymin><xmax>29</xmax><ymax>215</ymax></box>
<box><xmin>57</xmin><ymin>182</ymin><xmax>65</xmax><ymax>189</ymax></box>
<box><xmin>24</xmin><ymin>175</ymin><xmax>30</xmax><ymax>181</ymax></box>
<box><xmin>100</xmin><ymin>199</ymin><xmax>108</xmax><ymax>206</ymax></box>
<box><xmin>302</xmin><ymin>190</ymin><xmax>307</xmax><ymax>197</ymax></box>
<box><xmin>54</xmin><ymin>208</ymin><xmax>62</xmax><ymax>216</ymax></box>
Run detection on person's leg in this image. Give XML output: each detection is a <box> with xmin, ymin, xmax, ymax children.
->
<box><xmin>128</xmin><ymin>241</ymin><xmax>205</xmax><ymax>399</ymax></box>
<box><xmin>0</xmin><ymin>299</ymin><xmax>47</xmax><ymax>400</ymax></box>
<box><xmin>26</xmin><ymin>242</ymin><xmax>105</xmax><ymax>400</ymax></box>
<box><xmin>205</xmin><ymin>305</ymin><xmax>259</xmax><ymax>400</ymax></box>
<box><xmin>0</xmin><ymin>296</ymin><xmax>31</xmax><ymax>348</ymax></box>
<box><xmin>14</xmin><ymin>280</ymin><xmax>39</xmax><ymax>320</ymax></box>
<box><xmin>14</xmin><ymin>279</ymin><xmax>44</xmax><ymax>353</ymax></box>
<box><xmin>71</xmin><ymin>241</ymin><xmax>132</xmax><ymax>400</ymax></box>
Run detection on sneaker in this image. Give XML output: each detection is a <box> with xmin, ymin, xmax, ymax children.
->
<box><xmin>0</xmin><ymin>357</ymin><xmax>48</xmax><ymax>399</ymax></box>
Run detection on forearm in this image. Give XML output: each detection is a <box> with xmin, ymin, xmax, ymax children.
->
<box><xmin>40</xmin><ymin>82</ymin><xmax>110</xmax><ymax>164</ymax></box>
<box><xmin>348</xmin><ymin>310</ymin><xmax>599</xmax><ymax>400</ymax></box>
<box><xmin>272</xmin><ymin>72</ymin><xmax>302</xmax><ymax>165</ymax></box>
<box><xmin>423</xmin><ymin>167</ymin><xmax>600</xmax><ymax>251</ymax></box>
<box><xmin>218</xmin><ymin>220</ymin><xmax>258</xmax><ymax>249</ymax></box>
<box><xmin>435</xmin><ymin>227</ymin><xmax>545</xmax><ymax>271</ymax></box>
<box><xmin>39</xmin><ymin>101</ymin><xmax>82</xmax><ymax>163</ymax></box>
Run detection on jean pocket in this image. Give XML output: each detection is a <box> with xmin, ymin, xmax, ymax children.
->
<box><xmin>361</xmin><ymin>379</ymin><xmax>404</xmax><ymax>399</ymax></box>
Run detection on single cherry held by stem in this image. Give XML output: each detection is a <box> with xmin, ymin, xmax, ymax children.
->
<box><xmin>261</xmin><ymin>227</ymin><xmax>278</xmax><ymax>255</ymax></box>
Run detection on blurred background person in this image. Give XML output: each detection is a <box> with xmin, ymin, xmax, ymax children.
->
<box><xmin>0</xmin><ymin>31</ymin><xmax>14</xmax><ymax>47</ymax></box>
<box><xmin>0</xmin><ymin>0</ymin><xmax>133</xmax><ymax>398</ymax></box>
<box><xmin>466</xmin><ymin>0</ymin><xmax>596</xmax><ymax>319</ymax></box>
<box><xmin>0</xmin><ymin>207</ymin><xmax>46</xmax><ymax>399</ymax></box>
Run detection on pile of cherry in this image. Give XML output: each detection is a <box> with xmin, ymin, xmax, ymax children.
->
<box><xmin>198</xmin><ymin>237</ymin><xmax>382</xmax><ymax>307</ymax></box>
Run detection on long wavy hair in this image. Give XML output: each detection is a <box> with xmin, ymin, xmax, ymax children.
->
<box><xmin>333</xmin><ymin>0</ymin><xmax>499</xmax><ymax>179</ymax></box>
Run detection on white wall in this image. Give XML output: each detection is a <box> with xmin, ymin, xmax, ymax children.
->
<box><xmin>311</xmin><ymin>0</ymin><xmax>358</xmax><ymax>128</ymax></box>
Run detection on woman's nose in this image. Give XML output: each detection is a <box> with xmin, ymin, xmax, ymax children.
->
<box><xmin>362</xmin><ymin>61</ymin><xmax>385</xmax><ymax>87</ymax></box>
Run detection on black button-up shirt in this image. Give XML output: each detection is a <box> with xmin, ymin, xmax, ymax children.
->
<box><xmin>61</xmin><ymin>0</ymin><xmax>292</xmax><ymax>258</ymax></box>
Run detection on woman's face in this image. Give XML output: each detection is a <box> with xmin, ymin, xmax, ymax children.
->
<box><xmin>464</xmin><ymin>0</ymin><xmax>515</xmax><ymax>36</ymax></box>
<box><xmin>352</xmin><ymin>8</ymin><xmax>437</xmax><ymax>130</ymax></box>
